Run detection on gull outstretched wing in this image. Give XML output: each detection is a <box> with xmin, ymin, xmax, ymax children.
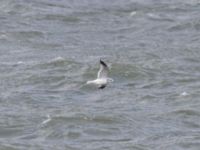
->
<box><xmin>97</xmin><ymin>59</ymin><xmax>109</xmax><ymax>79</ymax></box>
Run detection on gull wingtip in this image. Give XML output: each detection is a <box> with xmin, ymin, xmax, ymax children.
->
<box><xmin>99</xmin><ymin>59</ymin><xmax>107</xmax><ymax>67</ymax></box>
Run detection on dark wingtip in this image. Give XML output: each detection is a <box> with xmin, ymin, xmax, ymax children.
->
<box><xmin>100</xmin><ymin>59</ymin><xmax>107</xmax><ymax>67</ymax></box>
<box><xmin>98</xmin><ymin>85</ymin><xmax>106</xmax><ymax>89</ymax></box>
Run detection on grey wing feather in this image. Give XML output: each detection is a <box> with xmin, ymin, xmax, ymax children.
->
<box><xmin>97</xmin><ymin>60</ymin><xmax>109</xmax><ymax>78</ymax></box>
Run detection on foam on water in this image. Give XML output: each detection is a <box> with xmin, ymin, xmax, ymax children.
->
<box><xmin>52</xmin><ymin>56</ymin><xmax>65</xmax><ymax>62</ymax></box>
<box><xmin>42</xmin><ymin>115</ymin><xmax>52</xmax><ymax>125</ymax></box>
<box><xmin>180</xmin><ymin>91</ymin><xmax>189</xmax><ymax>97</ymax></box>
<box><xmin>17</xmin><ymin>61</ymin><xmax>24</xmax><ymax>65</ymax></box>
<box><xmin>129</xmin><ymin>11</ymin><xmax>137</xmax><ymax>17</ymax></box>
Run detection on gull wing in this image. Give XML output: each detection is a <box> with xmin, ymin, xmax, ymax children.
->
<box><xmin>97</xmin><ymin>59</ymin><xmax>109</xmax><ymax>79</ymax></box>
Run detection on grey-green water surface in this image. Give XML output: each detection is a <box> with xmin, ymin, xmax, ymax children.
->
<box><xmin>0</xmin><ymin>0</ymin><xmax>200</xmax><ymax>149</ymax></box>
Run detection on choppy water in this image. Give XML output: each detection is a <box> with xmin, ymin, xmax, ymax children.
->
<box><xmin>1</xmin><ymin>0</ymin><xmax>200</xmax><ymax>149</ymax></box>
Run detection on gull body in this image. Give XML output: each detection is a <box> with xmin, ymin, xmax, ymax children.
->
<box><xmin>86</xmin><ymin>59</ymin><xmax>113</xmax><ymax>89</ymax></box>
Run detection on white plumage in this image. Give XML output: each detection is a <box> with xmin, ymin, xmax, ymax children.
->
<box><xmin>86</xmin><ymin>59</ymin><xmax>113</xmax><ymax>89</ymax></box>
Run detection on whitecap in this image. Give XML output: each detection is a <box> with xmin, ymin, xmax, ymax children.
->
<box><xmin>42</xmin><ymin>115</ymin><xmax>51</xmax><ymax>125</ymax></box>
<box><xmin>180</xmin><ymin>91</ymin><xmax>189</xmax><ymax>97</ymax></box>
<box><xmin>53</xmin><ymin>56</ymin><xmax>65</xmax><ymax>62</ymax></box>
<box><xmin>130</xmin><ymin>11</ymin><xmax>137</xmax><ymax>17</ymax></box>
<box><xmin>17</xmin><ymin>61</ymin><xmax>24</xmax><ymax>65</ymax></box>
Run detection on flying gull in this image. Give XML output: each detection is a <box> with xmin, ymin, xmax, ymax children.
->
<box><xmin>86</xmin><ymin>59</ymin><xmax>113</xmax><ymax>89</ymax></box>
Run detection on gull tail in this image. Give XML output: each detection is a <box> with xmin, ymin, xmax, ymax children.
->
<box><xmin>86</xmin><ymin>80</ymin><xmax>95</xmax><ymax>84</ymax></box>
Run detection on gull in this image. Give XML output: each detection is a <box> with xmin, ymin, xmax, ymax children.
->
<box><xmin>86</xmin><ymin>59</ymin><xmax>113</xmax><ymax>89</ymax></box>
